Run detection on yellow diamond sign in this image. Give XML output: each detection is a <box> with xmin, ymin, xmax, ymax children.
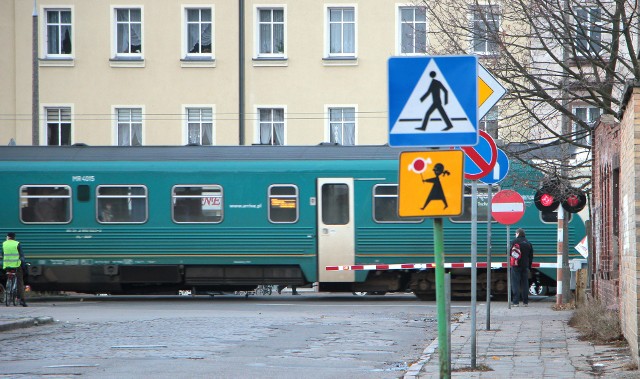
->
<box><xmin>478</xmin><ymin>64</ymin><xmax>507</xmax><ymax>119</ymax></box>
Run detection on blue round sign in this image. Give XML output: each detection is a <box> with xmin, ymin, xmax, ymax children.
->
<box><xmin>479</xmin><ymin>148</ymin><xmax>509</xmax><ymax>184</ymax></box>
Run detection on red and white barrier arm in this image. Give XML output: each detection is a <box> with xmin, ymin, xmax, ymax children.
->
<box><xmin>325</xmin><ymin>262</ymin><xmax>556</xmax><ymax>271</ymax></box>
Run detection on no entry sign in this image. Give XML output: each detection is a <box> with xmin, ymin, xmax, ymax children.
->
<box><xmin>491</xmin><ymin>190</ymin><xmax>525</xmax><ymax>225</ymax></box>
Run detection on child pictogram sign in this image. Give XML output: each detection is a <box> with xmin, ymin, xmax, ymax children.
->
<box><xmin>398</xmin><ymin>151</ymin><xmax>464</xmax><ymax>217</ymax></box>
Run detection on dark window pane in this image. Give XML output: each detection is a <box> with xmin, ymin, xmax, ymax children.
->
<box><xmin>322</xmin><ymin>184</ymin><xmax>349</xmax><ymax>225</ymax></box>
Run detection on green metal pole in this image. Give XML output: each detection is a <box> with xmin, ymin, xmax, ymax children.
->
<box><xmin>434</xmin><ymin>217</ymin><xmax>450</xmax><ymax>378</ymax></box>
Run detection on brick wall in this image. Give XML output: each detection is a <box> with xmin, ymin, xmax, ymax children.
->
<box><xmin>618</xmin><ymin>87</ymin><xmax>640</xmax><ymax>362</ymax></box>
<box><xmin>592</xmin><ymin>114</ymin><xmax>620</xmax><ymax>310</ymax></box>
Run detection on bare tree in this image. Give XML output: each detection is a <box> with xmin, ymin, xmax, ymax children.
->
<box><xmin>421</xmin><ymin>0</ymin><xmax>638</xmax><ymax>192</ymax></box>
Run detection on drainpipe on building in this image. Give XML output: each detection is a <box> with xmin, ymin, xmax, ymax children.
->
<box><xmin>32</xmin><ymin>0</ymin><xmax>39</xmax><ymax>146</ymax></box>
<box><xmin>238</xmin><ymin>0</ymin><xmax>245</xmax><ymax>146</ymax></box>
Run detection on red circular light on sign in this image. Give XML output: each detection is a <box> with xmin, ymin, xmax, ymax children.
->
<box><xmin>566</xmin><ymin>195</ymin><xmax>579</xmax><ymax>207</ymax></box>
<box><xmin>540</xmin><ymin>193</ymin><xmax>554</xmax><ymax>207</ymax></box>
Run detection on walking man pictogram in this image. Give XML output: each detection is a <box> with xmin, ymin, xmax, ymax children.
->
<box><xmin>421</xmin><ymin>163</ymin><xmax>450</xmax><ymax>210</ymax></box>
<box><xmin>416</xmin><ymin>71</ymin><xmax>454</xmax><ymax>131</ymax></box>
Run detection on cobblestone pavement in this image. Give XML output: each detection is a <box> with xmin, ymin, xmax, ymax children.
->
<box><xmin>0</xmin><ymin>295</ymin><xmax>439</xmax><ymax>378</ymax></box>
<box><xmin>412</xmin><ymin>298</ymin><xmax>638</xmax><ymax>378</ymax></box>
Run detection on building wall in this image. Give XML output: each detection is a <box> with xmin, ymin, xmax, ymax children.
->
<box><xmin>5</xmin><ymin>0</ymin><xmax>422</xmax><ymax>146</ymax></box>
<box><xmin>618</xmin><ymin>87</ymin><xmax>640</xmax><ymax>362</ymax></box>
<box><xmin>592</xmin><ymin>115</ymin><xmax>620</xmax><ymax>310</ymax></box>
<box><xmin>0</xmin><ymin>1</ymin><xmax>17</xmax><ymax>145</ymax></box>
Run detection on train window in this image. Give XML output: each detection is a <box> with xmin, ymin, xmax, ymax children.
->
<box><xmin>77</xmin><ymin>185</ymin><xmax>90</xmax><ymax>202</ymax></box>
<box><xmin>373</xmin><ymin>185</ymin><xmax>422</xmax><ymax>223</ymax></box>
<box><xmin>20</xmin><ymin>185</ymin><xmax>72</xmax><ymax>223</ymax></box>
<box><xmin>449</xmin><ymin>184</ymin><xmax>498</xmax><ymax>223</ymax></box>
<box><xmin>540</xmin><ymin>209</ymin><xmax>572</xmax><ymax>224</ymax></box>
<box><xmin>268</xmin><ymin>185</ymin><xmax>298</xmax><ymax>223</ymax></box>
<box><xmin>96</xmin><ymin>185</ymin><xmax>148</xmax><ymax>223</ymax></box>
<box><xmin>321</xmin><ymin>184</ymin><xmax>349</xmax><ymax>225</ymax></box>
<box><xmin>172</xmin><ymin>185</ymin><xmax>223</xmax><ymax>223</ymax></box>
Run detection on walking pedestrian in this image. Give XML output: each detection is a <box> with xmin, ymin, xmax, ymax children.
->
<box><xmin>3</xmin><ymin>232</ymin><xmax>28</xmax><ymax>306</ymax></box>
<box><xmin>510</xmin><ymin>228</ymin><xmax>534</xmax><ymax>307</ymax></box>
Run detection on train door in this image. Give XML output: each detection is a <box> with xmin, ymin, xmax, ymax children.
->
<box><xmin>317</xmin><ymin>178</ymin><xmax>355</xmax><ymax>282</ymax></box>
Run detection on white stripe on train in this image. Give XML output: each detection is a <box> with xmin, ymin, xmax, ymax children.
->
<box><xmin>325</xmin><ymin>262</ymin><xmax>556</xmax><ymax>271</ymax></box>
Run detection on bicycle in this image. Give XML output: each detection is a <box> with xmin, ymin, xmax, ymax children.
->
<box><xmin>4</xmin><ymin>269</ymin><xmax>18</xmax><ymax>306</ymax></box>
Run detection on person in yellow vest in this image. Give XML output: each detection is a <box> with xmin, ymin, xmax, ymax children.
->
<box><xmin>3</xmin><ymin>232</ymin><xmax>27</xmax><ymax>306</ymax></box>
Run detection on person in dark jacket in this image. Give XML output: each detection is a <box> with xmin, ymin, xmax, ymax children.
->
<box><xmin>510</xmin><ymin>228</ymin><xmax>534</xmax><ymax>307</ymax></box>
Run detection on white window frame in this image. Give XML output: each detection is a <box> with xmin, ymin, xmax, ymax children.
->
<box><xmin>183</xmin><ymin>105</ymin><xmax>215</xmax><ymax>145</ymax></box>
<box><xmin>42</xmin><ymin>104</ymin><xmax>73</xmax><ymax>146</ymax></box>
<box><xmin>182</xmin><ymin>5</ymin><xmax>214</xmax><ymax>59</ymax></box>
<box><xmin>325</xmin><ymin>105</ymin><xmax>357</xmax><ymax>146</ymax></box>
<box><xmin>572</xmin><ymin>106</ymin><xmax>600</xmax><ymax>145</ymax></box>
<box><xmin>43</xmin><ymin>7</ymin><xmax>74</xmax><ymax>58</ymax></box>
<box><xmin>113</xmin><ymin>106</ymin><xmax>144</xmax><ymax>146</ymax></box>
<box><xmin>574</xmin><ymin>6</ymin><xmax>603</xmax><ymax>54</ymax></box>
<box><xmin>255</xmin><ymin>106</ymin><xmax>287</xmax><ymax>145</ymax></box>
<box><xmin>254</xmin><ymin>5</ymin><xmax>287</xmax><ymax>59</ymax></box>
<box><xmin>324</xmin><ymin>4</ymin><xmax>357</xmax><ymax>58</ymax></box>
<box><xmin>396</xmin><ymin>5</ymin><xmax>428</xmax><ymax>55</ymax></box>
<box><xmin>479</xmin><ymin>106</ymin><xmax>499</xmax><ymax>139</ymax></box>
<box><xmin>111</xmin><ymin>6</ymin><xmax>144</xmax><ymax>59</ymax></box>
<box><xmin>470</xmin><ymin>4</ymin><xmax>500</xmax><ymax>55</ymax></box>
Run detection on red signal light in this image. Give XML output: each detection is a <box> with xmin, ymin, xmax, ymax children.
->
<box><xmin>540</xmin><ymin>193</ymin><xmax>555</xmax><ymax>207</ymax></box>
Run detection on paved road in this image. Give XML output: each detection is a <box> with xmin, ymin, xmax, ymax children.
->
<box><xmin>0</xmin><ymin>292</ymin><xmax>445</xmax><ymax>378</ymax></box>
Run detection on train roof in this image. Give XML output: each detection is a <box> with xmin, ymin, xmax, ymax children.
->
<box><xmin>0</xmin><ymin>144</ymin><xmax>420</xmax><ymax>161</ymax></box>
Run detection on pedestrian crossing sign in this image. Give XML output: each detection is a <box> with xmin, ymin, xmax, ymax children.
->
<box><xmin>398</xmin><ymin>150</ymin><xmax>464</xmax><ymax>217</ymax></box>
<box><xmin>388</xmin><ymin>56</ymin><xmax>478</xmax><ymax>147</ymax></box>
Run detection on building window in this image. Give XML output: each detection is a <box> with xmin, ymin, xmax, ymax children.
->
<box><xmin>186</xmin><ymin>8</ymin><xmax>212</xmax><ymax>56</ymax></box>
<box><xmin>172</xmin><ymin>185</ymin><xmax>223</xmax><ymax>223</ymax></box>
<box><xmin>97</xmin><ymin>185</ymin><xmax>147</xmax><ymax>223</ymax></box>
<box><xmin>328</xmin><ymin>7</ymin><xmax>355</xmax><ymax>56</ymax></box>
<box><xmin>329</xmin><ymin>107</ymin><xmax>355</xmax><ymax>145</ymax></box>
<box><xmin>258</xmin><ymin>8</ymin><xmax>285</xmax><ymax>56</ymax></box>
<box><xmin>116</xmin><ymin>108</ymin><xmax>142</xmax><ymax>146</ymax></box>
<box><xmin>480</xmin><ymin>107</ymin><xmax>498</xmax><ymax>139</ymax></box>
<box><xmin>373</xmin><ymin>185</ymin><xmax>422</xmax><ymax>223</ymax></box>
<box><xmin>115</xmin><ymin>8</ymin><xmax>142</xmax><ymax>55</ymax></box>
<box><xmin>258</xmin><ymin>108</ymin><xmax>284</xmax><ymax>145</ymax></box>
<box><xmin>573</xmin><ymin>106</ymin><xmax>600</xmax><ymax>145</ymax></box>
<box><xmin>575</xmin><ymin>7</ymin><xmax>602</xmax><ymax>54</ymax></box>
<box><xmin>46</xmin><ymin>107</ymin><xmax>72</xmax><ymax>146</ymax></box>
<box><xmin>45</xmin><ymin>9</ymin><xmax>72</xmax><ymax>56</ymax></box>
<box><xmin>20</xmin><ymin>185</ymin><xmax>72</xmax><ymax>224</ymax></box>
<box><xmin>399</xmin><ymin>6</ymin><xmax>427</xmax><ymax>54</ymax></box>
<box><xmin>471</xmin><ymin>5</ymin><xmax>500</xmax><ymax>54</ymax></box>
<box><xmin>187</xmin><ymin>108</ymin><xmax>213</xmax><ymax>145</ymax></box>
<box><xmin>268</xmin><ymin>185</ymin><xmax>298</xmax><ymax>223</ymax></box>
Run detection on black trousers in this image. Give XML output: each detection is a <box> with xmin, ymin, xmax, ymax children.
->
<box><xmin>511</xmin><ymin>267</ymin><xmax>529</xmax><ymax>305</ymax></box>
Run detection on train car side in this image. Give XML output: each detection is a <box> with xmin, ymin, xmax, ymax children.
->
<box><xmin>0</xmin><ymin>146</ymin><xmax>586</xmax><ymax>299</ymax></box>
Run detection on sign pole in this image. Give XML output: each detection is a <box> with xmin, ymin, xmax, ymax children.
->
<box><xmin>507</xmin><ymin>225</ymin><xmax>511</xmax><ymax>309</ymax></box>
<box><xmin>434</xmin><ymin>217</ymin><xmax>450</xmax><ymax>378</ymax></box>
<box><xmin>485</xmin><ymin>184</ymin><xmax>492</xmax><ymax>330</ymax></box>
<box><xmin>556</xmin><ymin>209</ymin><xmax>564</xmax><ymax>305</ymax></box>
<box><xmin>470</xmin><ymin>181</ymin><xmax>478</xmax><ymax>368</ymax></box>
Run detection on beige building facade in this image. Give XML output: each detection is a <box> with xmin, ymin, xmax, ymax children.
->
<box><xmin>3</xmin><ymin>0</ymin><xmax>466</xmax><ymax>147</ymax></box>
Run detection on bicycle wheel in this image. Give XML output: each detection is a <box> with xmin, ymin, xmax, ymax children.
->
<box><xmin>9</xmin><ymin>277</ymin><xmax>17</xmax><ymax>306</ymax></box>
<box><xmin>4</xmin><ymin>278</ymin><xmax>12</xmax><ymax>306</ymax></box>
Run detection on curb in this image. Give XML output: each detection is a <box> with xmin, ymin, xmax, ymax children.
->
<box><xmin>403</xmin><ymin>312</ymin><xmax>469</xmax><ymax>379</ymax></box>
<box><xmin>0</xmin><ymin>317</ymin><xmax>55</xmax><ymax>332</ymax></box>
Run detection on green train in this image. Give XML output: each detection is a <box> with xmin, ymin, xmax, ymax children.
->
<box><xmin>0</xmin><ymin>145</ymin><xmax>585</xmax><ymax>299</ymax></box>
